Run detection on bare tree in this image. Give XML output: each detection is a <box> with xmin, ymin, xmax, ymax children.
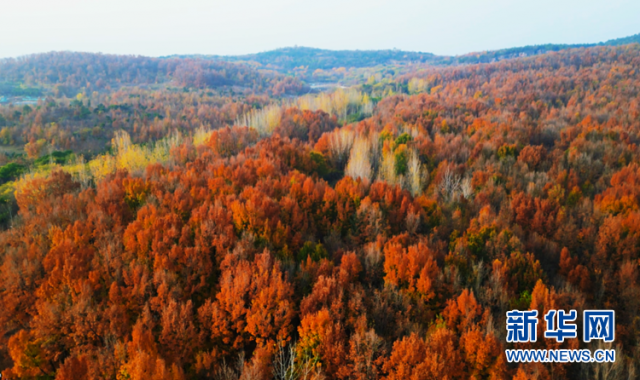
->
<box><xmin>214</xmin><ymin>352</ymin><xmax>261</xmax><ymax>380</ymax></box>
<box><xmin>406</xmin><ymin>210</ymin><xmax>420</xmax><ymax>235</ymax></box>
<box><xmin>350</xmin><ymin>328</ymin><xmax>384</xmax><ymax>379</ymax></box>
<box><xmin>273</xmin><ymin>340</ymin><xmax>324</xmax><ymax>380</ymax></box>
<box><xmin>460</xmin><ymin>176</ymin><xmax>473</xmax><ymax>199</ymax></box>
<box><xmin>328</xmin><ymin>129</ymin><xmax>355</xmax><ymax>168</ymax></box>
<box><xmin>73</xmin><ymin>154</ymin><xmax>91</xmax><ymax>190</ymax></box>
<box><xmin>214</xmin><ymin>359</ymin><xmax>240</xmax><ymax>380</ymax></box>
<box><xmin>273</xmin><ymin>340</ymin><xmax>298</xmax><ymax>380</ymax></box>
<box><xmin>406</xmin><ymin>148</ymin><xmax>428</xmax><ymax>196</ymax></box>
<box><xmin>345</xmin><ymin>136</ymin><xmax>373</xmax><ymax>183</ymax></box>
<box><xmin>363</xmin><ymin>242</ymin><xmax>382</xmax><ymax>274</ymax></box>
<box><xmin>439</xmin><ymin>167</ymin><xmax>461</xmax><ymax>201</ymax></box>
<box><xmin>591</xmin><ymin>343</ymin><xmax>624</xmax><ymax>380</ymax></box>
<box><xmin>377</xmin><ymin>148</ymin><xmax>400</xmax><ymax>186</ymax></box>
<box><xmin>236</xmin><ymin>104</ymin><xmax>283</xmax><ymax>137</ymax></box>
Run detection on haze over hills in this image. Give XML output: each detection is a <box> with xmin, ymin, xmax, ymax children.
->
<box><xmin>2</xmin><ymin>32</ymin><xmax>639</xmax><ymax>96</ymax></box>
<box><xmin>0</xmin><ymin>52</ymin><xmax>309</xmax><ymax>97</ymax></box>
<box><xmin>193</xmin><ymin>47</ymin><xmax>439</xmax><ymax>71</ymax></box>
<box><xmin>169</xmin><ymin>32</ymin><xmax>640</xmax><ymax>72</ymax></box>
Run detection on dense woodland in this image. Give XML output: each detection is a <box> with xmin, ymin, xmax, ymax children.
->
<box><xmin>188</xmin><ymin>33</ymin><xmax>640</xmax><ymax>79</ymax></box>
<box><xmin>198</xmin><ymin>47</ymin><xmax>439</xmax><ymax>72</ymax></box>
<box><xmin>1</xmin><ymin>43</ymin><xmax>640</xmax><ymax>379</ymax></box>
<box><xmin>0</xmin><ymin>52</ymin><xmax>308</xmax><ymax>95</ymax></box>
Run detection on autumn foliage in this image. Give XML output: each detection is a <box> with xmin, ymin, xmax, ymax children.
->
<box><xmin>2</xmin><ymin>45</ymin><xmax>640</xmax><ymax>379</ymax></box>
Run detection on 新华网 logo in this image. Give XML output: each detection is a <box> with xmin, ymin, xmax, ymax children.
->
<box><xmin>583</xmin><ymin>310</ymin><xmax>615</xmax><ymax>343</ymax></box>
<box><xmin>504</xmin><ymin>309</ymin><xmax>616</xmax><ymax>363</ymax></box>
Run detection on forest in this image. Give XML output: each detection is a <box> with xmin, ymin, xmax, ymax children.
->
<box><xmin>185</xmin><ymin>33</ymin><xmax>640</xmax><ymax>77</ymax></box>
<box><xmin>0</xmin><ymin>40</ymin><xmax>640</xmax><ymax>380</ymax></box>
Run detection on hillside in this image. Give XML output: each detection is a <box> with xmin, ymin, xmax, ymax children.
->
<box><xmin>174</xmin><ymin>32</ymin><xmax>640</xmax><ymax>73</ymax></box>
<box><xmin>200</xmin><ymin>47</ymin><xmax>438</xmax><ymax>71</ymax></box>
<box><xmin>459</xmin><ymin>32</ymin><xmax>640</xmax><ymax>64</ymax></box>
<box><xmin>0</xmin><ymin>43</ymin><xmax>639</xmax><ymax>379</ymax></box>
<box><xmin>602</xmin><ymin>32</ymin><xmax>640</xmax><ymax>46</ymax></box>
<box><xmin>0</xmin><ymin>52</ymin><xmax>308</xmax><ymax>97</ymax></box>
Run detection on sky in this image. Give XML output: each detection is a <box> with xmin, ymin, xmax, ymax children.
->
<box><xmin>0</xmin><ymin>0</ymin><xmax>639</xmax><ymax>59</ymax></box>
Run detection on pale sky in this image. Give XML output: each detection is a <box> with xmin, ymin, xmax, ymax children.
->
<box><xmin>0</xmin><ymin>0</ymin><xmax>639</xmax><ymax>59</ymax></box>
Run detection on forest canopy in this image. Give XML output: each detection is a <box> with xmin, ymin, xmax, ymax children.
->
<box><xmin>1</xmin><ymin>41</ymin><xmax>640</xmax><ymax>379</ymax></box>
<box><xmin>0</xmin><ymin>52</ymin><xmax>308</xmax><ymax>96</ymax></box>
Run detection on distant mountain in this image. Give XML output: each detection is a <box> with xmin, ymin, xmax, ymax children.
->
<box><xmin>167</xmin><ymin>33</ymin><xmax>640</xmax><ymax>72</ymax></box>
<box><xmin>0</xmin><ymin>52</ymin><xmax>309</xmax><ymax>96</ymax></box>
<box><xmin>458</xmin><ymin>33</ymin><xmax>640</xmax><ymax>64</ymax></box>
<box><xmin>603</xmin><ymin>32</ymin><xmax>640</xmax><ymax>46</ymax></box>
<box><xmin>168</xmin><ymin>47</ymin><xmax>439</xmax><ymax>72</ymax></box>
